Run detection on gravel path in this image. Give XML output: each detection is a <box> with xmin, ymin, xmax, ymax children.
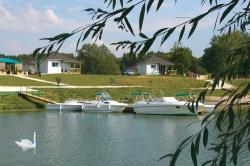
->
<box><xmin>12</xmin><ymin>75</ymin><xmax>67</xmax><ymax>86</ymax></box>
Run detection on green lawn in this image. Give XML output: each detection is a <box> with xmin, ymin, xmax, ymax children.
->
<box><xmin>230</xmin><ymin>78</ymin><xmax>250</xmax><ymax>86</ymax></box>
<box><xmin>0</xmin><ymin>95</ymin><xmax>44</xmax><ymax>111</ymax></box>
<box><xmin>31</xmin><ymin>74</ymin><xmax>205</xmax><ymax>88</ymax></box>
<box><xmin>0</xmin><ymin>76</ymin><xmax>53</xmax><ymax>86</ymax></box>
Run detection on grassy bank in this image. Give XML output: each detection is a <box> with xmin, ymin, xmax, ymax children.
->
<box><xmin>0</xmin><ymin>75</ymin><xmax>53</xmax><ymax>86</ymax></box>
<box><xmin>31</xmin><ymin>74</ymin><xmax>205</xmax><ymax>87</ymax></box>
<box><xmin>0</xmin><ymin>94</ymin><xmax>45</xmax><ymax>111</ymax></box>
<box><xmin>230</xmin><ymin>78</ymin><xmax>250</xmax><ymax>86</ymax></box>
<box><xmin>42</xmin><ymin>88</ymin><xmax>224</xmax><ymax>103</ymax></box>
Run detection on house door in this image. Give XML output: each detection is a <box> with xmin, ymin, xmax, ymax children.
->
<box><xmin>159</xmin><ymin>65</ymin><xmax>166</xmax><ymax>75</ymax></box>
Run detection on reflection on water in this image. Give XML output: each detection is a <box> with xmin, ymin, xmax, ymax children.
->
<box><xmin>0</xmin><ymin>111</ymin><xmax>208</xmax><ymax>166</ymax></box>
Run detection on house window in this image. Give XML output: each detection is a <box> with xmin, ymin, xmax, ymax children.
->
<box><xmin>151</xmin><ymin>65</ymin><xmax>157</xmax><ymax>69</ymax></box>
<box><xmin>52</xmin><ymin>62</ymin><xmax>59</xmax><ymax>67</ymax></box>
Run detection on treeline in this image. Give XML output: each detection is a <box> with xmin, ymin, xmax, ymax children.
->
<box><xmin>1</xmin><ymin>31</ymin><xmax>249</xmax><ymax>76</ymax></box>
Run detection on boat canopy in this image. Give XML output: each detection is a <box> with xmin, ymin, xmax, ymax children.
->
<box><xmin>0</xmin><ymin>58</ymin><xmax>22</xmax><ymax>64</ymax></box>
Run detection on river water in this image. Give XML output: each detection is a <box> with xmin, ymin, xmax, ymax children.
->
<box><xmin>0</xmin><ymin>111</ymin><xmax>207</xmax><ymax>166</ymax></box>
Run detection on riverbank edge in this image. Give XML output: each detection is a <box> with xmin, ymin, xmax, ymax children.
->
<box><xmin>0</xmin><ymin>108</ymin><xmax>45</xmax><ymax>113</ymax></box>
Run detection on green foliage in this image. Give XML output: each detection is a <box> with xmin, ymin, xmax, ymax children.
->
<box><xmin>169</xmin><ymin>43</ymin><xmax>200</xmax><ymax>74</ymax></box>
<box><xmin>202</xmin><ymin>31</ymin><xmax>250</xmax><ymax>76</ymax></box>
<box><xmin>120</xmin><ymin>52</ymin><xmax>138</xmax><ymax>72</ymax></box>
<box><xmin>77</xmin><ymin>44</ymin><xmax>121</xmax><ymax>75</ymax></box>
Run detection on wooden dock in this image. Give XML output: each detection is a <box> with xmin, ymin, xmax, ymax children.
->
<box><xmin>18</xmin><ymin>92</ymin><xmax>57</xmax><ymax>104</ymax></box>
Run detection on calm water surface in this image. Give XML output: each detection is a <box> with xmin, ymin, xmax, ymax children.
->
<box><xmin>0</xmin><ymin>111</ymin><xmax>206</xmax><ymax>166</ymax></box>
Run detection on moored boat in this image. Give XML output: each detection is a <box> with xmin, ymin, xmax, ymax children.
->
<box><xmin>133</xmin><ymin>97</ymin><xmax>204</xmax><ymax>115</ymax></box>
<box><xmin>46</xmin><ymin>100</ymin><xmax>83</xmax><ymax>111</ymax></box>
<box><xmin>82</xmin><ymin>92</ymin><xmax>127</xmax><ymax>112</ymax></box>
<box><xmin>132</xmin><ymin>92</ymin><xmax>215</xmax><ymax>115</ymax></box>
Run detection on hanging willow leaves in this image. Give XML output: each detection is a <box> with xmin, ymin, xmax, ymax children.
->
<box><xmin>157</xmin><ymin>0</ymin><xmax>165</xmax><ymax>11</ymax></box>
<box><xmin>179</xmin><ymin>25</ymin><xmax>185</xmax><ymax>41</ymax></box>
<box><xmin>188</xmin><ymin>20</ymin><xmax>199</xmax><ymax>38</ymax></box>
<box><xmin>161</xmin><ymin>27</ymin><xmax>176</xmax><ymax>45</ymax></box>
<box><xmin>195</xmin><ymin>133</ymin><xmax>201</xmax><ymax>155</ymax></box>
<box><xmin>191</xmin><ymin>142</ymin><xmax>197</xmax><ymax>166</ymax></box>
<box><xmin>139</xmin><ymin>3</ymin><xmax>145</xmax><ymax>32</ymax></box>
<box><xmin>140</xmin><ymin>37</ymin><xmax>155</xmax><ymax>54</ymax></box>
<box><xmin>139</xmin><ymin>32</ymin><xmax>148</xmax><ymax>39</ymax></box>
<box><xmin>147</xmin><ymin>0</ymin><xmax>154</xmax><ymax>13</ymax></box>
<box><xmin>220</xmin><ymin>1</ymin><xmax>238</xmax><ymax>23</ymax></box>
<box><xmin>124</xmin><ymin>17</ymin><xmax>135</xmax><ymax>36</ymax></box>
<box><xmin>203</xmin><ymin>127</ymin><xmax>208</xmax><ymax>147</ymax></box>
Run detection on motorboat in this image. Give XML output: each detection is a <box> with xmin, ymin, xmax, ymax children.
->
<box><xmin>82</xmin><ymin>92</ymin><xmax>128</xmax><ymax>112</ymax></box>
<box><xmin>204</xmin><ymin>104</ymin><xmax>215</xmax><ymax>112</ymax></box>
<box><xmin>46</xmin><ymin>100</ymin><xmax>84</xmax><ymax>111</ymax></box>
<box><xmin>133</xmin><ymin>97</ymin><xmax>205</xmax><ymax>115</ymax></box>
<box><xmin>133</xmin><ymin>92</ymin><xmax>215</xmax><ymax>115</ymax></box>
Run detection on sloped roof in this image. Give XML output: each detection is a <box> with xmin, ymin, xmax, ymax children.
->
<box><xmin>0</xmin><ymin>58</ymin><xmax>22</xmax><ymax>64</ymax></box>
<box><xmin>139</xmin><ymin>55</ymin><xmax>174</xmax><ymax>66</ymax></box>
<box><xmin>24</xmin><ymin>52</ymin><xmax>80</xmax><ymax>64</ymax></box>
<box><xmin>41</xmin><ymin>52</ymin><xmax>79</xmax><ymax>62</ymax></box>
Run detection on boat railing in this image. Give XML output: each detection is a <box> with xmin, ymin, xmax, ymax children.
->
<box><xmin>131</xmin><ymin>91</ymin><xmax>152</xmax><ymax>101</ymax></box>
<box><xmin>175</xmin><ymin>93</ymin><xmax>196</xmax><ymax>102</ymax></box>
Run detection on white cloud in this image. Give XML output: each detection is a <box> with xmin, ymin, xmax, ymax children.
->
<box><xmin>0</xmin><ymin>3</ymin><xmax>79</xmax><ymax>32</ymax></box>
<box><xmin>45</xmin><ymin>9</ymin><xmax>62</xmax><ymax>24</ymax></box>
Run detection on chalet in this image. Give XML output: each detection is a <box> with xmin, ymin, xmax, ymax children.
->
<box><xmin>127</xmin><ymin>55</ymin><xmax>175</xmax><ymax>75</ymax></box>
<box><xmin>23</xmin><ymin>53</ymin><xmax>81</xmax><ymax>74</ymax></box>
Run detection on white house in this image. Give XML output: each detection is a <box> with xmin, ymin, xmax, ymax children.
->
<box><xmin>127</xmin><ymin>55</ymin><xmax>175</xmax><ymax>75</ymax></box>
<box><xmin>23</xmin><ymin>53</ymin><xmax>81</xmax><ymax>74</ymax></box>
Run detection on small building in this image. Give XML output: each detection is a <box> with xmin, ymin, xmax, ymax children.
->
<box><xmin>0</xmin><ymin>58</ymin><xmax>23</xmax><ymax>75</ymax></box>
<box><xmin>127</xmin><ymin>55</ymin><xmax>175</xmax><ymax>75</ymax></box>
<box><xmin>23</xmin><ymin>53</ymin><xmax>81</xmax><ymax>74</ymax></box>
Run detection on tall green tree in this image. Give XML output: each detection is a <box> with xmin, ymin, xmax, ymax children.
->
<box><xmin>35</xmin><ymin>0</ymin><xmax>250</xmax><ymax>165</ymax></box>
<box><xmin>202</xmin><ymin>31</ymin><xmax>250</xmax><ymax>75</ymax></box>
<box><xmin>120</xmin><ymin>52</ymin><xmax>137</xmax><ymax>72</ymax></box>
<box><xmin>169</xmin><ymin>44</ymin><xmax>193</xmax><ymax>74</ymax></box>
<box><xmin>77</xmin><ymin>44</ymin><xmax>120</xmax><ymax>75</ymax></box>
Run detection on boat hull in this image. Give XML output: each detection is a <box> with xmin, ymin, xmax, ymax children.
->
<box><xmin>46</xmin><ymin>103</ymin><xmax>83</xmax><ymax>111</ymax></box>
<box><xmin>133</xmin><ymin>104</ymin><xmax>201</xmax><ymax>115</ymax></box>
<box><xmin>83</xmin><ymin>104</ymin><xmax>126</xmax><ymax>112</ymax></box>
<box><xmin>46</xmin><ymin>104</ymin><xmax>61</xmax><ymax>111</ymax></box>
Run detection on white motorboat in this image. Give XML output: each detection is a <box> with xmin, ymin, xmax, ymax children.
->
<box><xmin>82</xmin><ymin>92</ymin><xmax>127</xmax><ymax>112</ymax></box>
<box><xmin>204</xmin><ymin>104</ymin><xmax>215</xmax><ymax>112</ymax></box>
<box><xmin>46</xmin><ymin>100</ymin><xmax>83</xmax><ymax>111</ymax></box>
<box><xmin>133</xmin><ymin>97</ymin><xmax>205</xmax><ymax>115</ymax></box>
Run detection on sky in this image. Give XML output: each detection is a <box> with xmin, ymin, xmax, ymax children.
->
<box><xmin>0</xmin><ymin>0</ymin><xmax>220</xmax><ymax>57</ymax></box>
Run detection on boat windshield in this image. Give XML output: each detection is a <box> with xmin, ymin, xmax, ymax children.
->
<box><xmin>96</xmin><ymin>92</ymin><xmax>112</xmax><ymax>101</ymax></box>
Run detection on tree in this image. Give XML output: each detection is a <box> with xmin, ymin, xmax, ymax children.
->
<box><xmin>169</xmin><ymin>43</ymin><xmax>193</xmax><ymax>74</ymax></box>
<box><xmin>146</xmin><ymin>51</ymin><xmax>171</xmax><ymax>61</ymax></box>
<box><xmin>202</xmin><ymin>31</ymin><xmax>250</xmax><ymax>75</ymax></box>
<box><xmin>34</xmin><ymin>0</ymin><xmax>250</xmax><ymax>165</ymax></box>
<box><xmin>120</xmin><ymin>52</ymin><xmax>138</xmax><ymax>72</ymax></box>
<box><xmin>77</xmin><ymin>44</ymin><xmax>121</xmax><ymax>75</ymax></box>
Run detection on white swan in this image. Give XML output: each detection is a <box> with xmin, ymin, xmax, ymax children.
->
<box><xmin>15</xmin><ymin>132</ymin><xmax>37</xmax><ymax>150</ymax></box>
